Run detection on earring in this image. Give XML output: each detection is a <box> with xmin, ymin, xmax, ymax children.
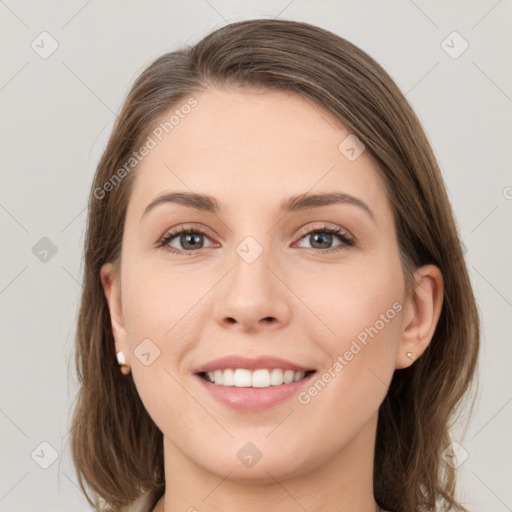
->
<box><xmin>116</xmin><ymin>351</ymin><xmax>131</xmax><ymax>375</ymax></box>
<box><xmin>406</xmin><ymin>352</ymin><xmax>415</xmax><ymax>361</ymax></box>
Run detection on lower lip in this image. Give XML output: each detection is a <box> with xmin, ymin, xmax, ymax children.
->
<box><xmin>194</xmin><ymin>373</ymin><xmax>316</xmax><ymax>411</ymax></box>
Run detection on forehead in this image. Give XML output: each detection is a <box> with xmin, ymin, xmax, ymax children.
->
<box><xmin>127</xmin><ymin>86</ymin><xmax>390</xmax><ymax>219</ymax></box>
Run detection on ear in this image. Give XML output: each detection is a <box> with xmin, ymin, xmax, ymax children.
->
<box><xmin>100</xmin><ymin>262</ymin><xmax>130</xmax><ymax>361</ymax></box>
<box><xmin>396</xmin><ymin>264</ymin><xmax>444</xmax><ymax>369</ymax></box>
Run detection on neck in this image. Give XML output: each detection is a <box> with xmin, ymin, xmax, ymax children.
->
<box><xmin>157</xmin><ymin>412</ymin><xmax>381</xmax><ymax>512</ymax></box>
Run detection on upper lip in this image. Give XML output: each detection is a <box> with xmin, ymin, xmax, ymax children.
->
<box><xmin>193</xmin><ymin>355</ymin><xmax>315</xmax><ymax>374</ymax></box>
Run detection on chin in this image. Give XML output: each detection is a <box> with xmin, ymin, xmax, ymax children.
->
<box><xmin>193</xmin><ymin>443</ymin><xmax>316</xmax><ymax>484</ymax></box>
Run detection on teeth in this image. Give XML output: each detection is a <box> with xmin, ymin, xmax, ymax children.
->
<box><xmin>283</xmin><ymin>369</ymin><xmax>295</xmax><ymax>384</ymax></box>
<box><xmin>251</xmin><ymin>369</ymin><xmax>269</xmax><ymax>388</ymax></box>
<box><xmin>204</xmin><ymin>368</ymin><xmax>310</xmax><ymax>387</ymax></box>
<box><xmin>235</xmin><ymin>369</ymin><xmax>253</xmax><ymax>387</ymax></box>
<box><xmin>293</xmin><ymin>371</ymin><xmax>306</xmax><ymax>382</ymax></box>
<box><xmin>222</xmin><ymin>368</ymin><xmax>234</xmax><ymax>386</ymax></box>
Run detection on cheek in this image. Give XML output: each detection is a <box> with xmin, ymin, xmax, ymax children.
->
<box><xmin>291</xmin><ymin>268</ymin><xmax>402</xmax><ymax>449</ymax></box>
<box><xmin>120</xmin><ymin>261</ymin><xmax>201</xmax><ymax>435</ymax></box>
<box><xmin>121</xmin><ymin>259</ymin><xmax>205</xmax><ymax>341</ymax></box>
<box><xmin>291</xmin><ymin>259</ymin><xmax>404</xmax><ymax>424</ymax></box>
<box><xmin>292</xmin><ymin>259</ymin><xmax>403</xmax><ymax>349</ymax></box>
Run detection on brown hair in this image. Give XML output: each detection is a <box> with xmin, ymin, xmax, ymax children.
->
<box><xmin>69</xmin><ymin>18</ymin><xmax>480</xmax><ymax>512</ymax></box>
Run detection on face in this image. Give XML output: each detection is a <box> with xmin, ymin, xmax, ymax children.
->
<box><xmin>102</xmin><ymin>86</ymin><xmax>415</xmax><ymax>483</ymax></box>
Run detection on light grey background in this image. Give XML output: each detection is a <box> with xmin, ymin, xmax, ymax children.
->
<box><xmin>1</xmin><ymin>1</ymin><xmax>511</xmax><ymax>511</ymax></box>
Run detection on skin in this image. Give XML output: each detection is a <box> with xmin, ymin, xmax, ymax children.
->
<box><xmin>101</xmin><ymin>86</ymin><xmax>443</xmax><ymax>512</ymax></box>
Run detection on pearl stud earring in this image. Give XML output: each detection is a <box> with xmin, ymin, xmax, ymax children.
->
<box><xmin>116</xmin><ymin>351</ymin><xmax>131</xmax><ymax>375</ymax></box>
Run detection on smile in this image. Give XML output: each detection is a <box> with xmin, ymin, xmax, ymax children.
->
<box><xmin>199</xmin><ymin>368</ymin><xmax>316</xmax><ymax>388</ymax></box>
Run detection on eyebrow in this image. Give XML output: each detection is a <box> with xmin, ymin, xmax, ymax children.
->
<box><xmin>141</xmin><ymin>191</ymin><xmax>375</xmax><ymax>222</ymax></box>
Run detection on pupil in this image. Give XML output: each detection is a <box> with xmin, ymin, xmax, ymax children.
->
<box><xmin>182</xmin><ymin>233</ymin><xmax>203</xmax><ymax>249</ymax></box>
<box><xmin>312</xmin><ymin>233</ymin><xmax>331</xmax><ymax>249</ymax></box>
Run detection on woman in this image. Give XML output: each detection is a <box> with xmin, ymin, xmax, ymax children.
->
<box><xmin>70</xmin><ymin>18</ymin><xmax>479</xmax><ymax>512</ymax></box>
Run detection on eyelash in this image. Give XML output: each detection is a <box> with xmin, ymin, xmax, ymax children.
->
<box><xmin>157</xmin><ymin>223</ymin><xmax>355</xmax><ymax>255</ymax></box>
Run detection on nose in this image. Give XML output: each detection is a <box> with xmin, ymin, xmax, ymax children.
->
<box><xmin>213</xmin><ymin>244</ymin><xmax>292</xmax><ymax>334</ymax></box>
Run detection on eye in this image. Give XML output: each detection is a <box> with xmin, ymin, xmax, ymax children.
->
<box><xmin>294</xmin><ymin>224</ymin><xmax>355</xmax><ymax>253</ymax></box>
<box><xmin>157</xmin><ymin>224</ymin><xmax>217</xmax><ymax>255</ymax></box>
<box><xmin>157</xmin><ymin>223</ymin><xmax>355</xmax><ymax>255</ymax></box>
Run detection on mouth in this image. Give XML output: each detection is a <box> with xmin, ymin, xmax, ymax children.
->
<box><xmin>194</xmin><ymin>368</ymin><xmax>317</xmax><ymax>410</ymax></box>
<box><xmin>197</xmin><ymin>368</ymin><xmax>317</xmax><ymax>388</ymax></box>
<box><xmin>192</xmin><ymin>355</ymin><xmax>317</xmax><ymax>409</ymax></box>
